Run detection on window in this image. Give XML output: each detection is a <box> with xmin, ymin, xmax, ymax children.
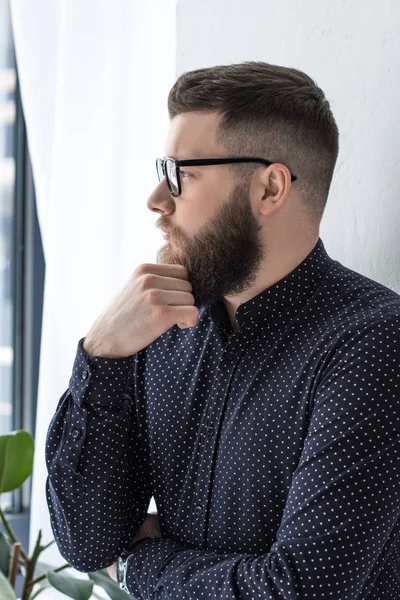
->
<box><xmin>0</xmin><ymin>0</ymin><xmax>17</xmax><ymax>463</ymax></box>
<box><xmin>0</xmin><ymin>0</ymin><xmax>45</xmax><ymax>558</ymax></box>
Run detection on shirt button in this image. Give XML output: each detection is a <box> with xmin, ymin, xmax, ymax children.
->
<box><xmin>71</xmin><ymin>429</ymin><xmax>81</xmax><ymax>440</ymax></box>
<box><xmin>206</xmin><ymin>425</ymin><xmax>214</xmax><ymax>437</ymax></box>
<box><xmin>81</xmin><ymin>369</ymin><xmax>88</xmax><ymax>380</ymax></box>
<box><xmin>194</xmin><ymin>505</ymin><xmax>203</xmax><ymax>515</ymax></box>
<box><xmin>226</xmin><ymin>350</ymin><xmax>236</xmax><ymax>360</ymax></box>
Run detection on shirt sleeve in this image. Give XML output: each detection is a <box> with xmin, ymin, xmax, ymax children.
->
<box><xmin>45</xmin><ymin>337</ymin><xmax>152</xmax><ymax>573</ymax></box>
<box><xmin>123</xmin><ymin>316</ymin><xmax>400</xmax><ymax>600</ymax></box>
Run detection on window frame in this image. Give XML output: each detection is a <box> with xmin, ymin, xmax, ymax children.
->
<box><xmin>5</xmin><ymin>59</ymin><xmax>45</xmax><ymax>559</ymax></box>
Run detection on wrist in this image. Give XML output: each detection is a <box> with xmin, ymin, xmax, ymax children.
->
<box><xmin>83</xmin><ymin>335</ymin><xmax>119</xmax><ymax>358</ymax></box>
<box><xmin>129</xmin><ymin>536</ymin><xmax>153</xmax><ymax>550</ymax></box>
<box><xmin>82</xmin><ymin>336</ymin><xmax>102</xmax><ymax>357</ymax></box>
<box><xmin>117</xmin><ymin>539</ymin><xmax>153</xmax><ymax>593</ymax></box>
<box><xmin>116</xmin><ymin>551</ymin><xmax>131</xmax><ymax>593</ymax></box>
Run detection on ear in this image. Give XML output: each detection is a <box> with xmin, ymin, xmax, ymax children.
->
<box><xmin>258</xmin><ymin>163</ymin><xmax>292</xmax><ymax>213</ymax></box>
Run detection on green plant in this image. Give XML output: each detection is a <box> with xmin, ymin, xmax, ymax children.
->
<box><xmin>0</xmin><ymin>430</ymin><xmax>130</xmax><ymax>600</ymax></box>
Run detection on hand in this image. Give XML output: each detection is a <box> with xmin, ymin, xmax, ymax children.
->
<box><xmin>83</xmin><ymin>263</ymin><xmax>199</xmax><ymax>358</ymax></box>
<box><xmin>107</xmin><ymin>512</ymin><xmax>162</xmax><ymax>582</ymax></box>
<box><xmin>131</xmin><ymin>510</ymin><xmax>162</xmax><ymax>545</ymax></box>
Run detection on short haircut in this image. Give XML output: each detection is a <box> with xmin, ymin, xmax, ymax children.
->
<box><xmin>168</xmin><ymin>61</ymin><xmax>339</xmax><ymax>224</ymax></box>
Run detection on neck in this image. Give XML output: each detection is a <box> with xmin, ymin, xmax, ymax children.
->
<box><xmin>223</xmin><ymin>234</ymin><xmax>320</xmax><ymax>330</ymax></box>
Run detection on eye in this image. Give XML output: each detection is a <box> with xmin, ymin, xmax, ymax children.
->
<box><xmin>180</xmin><ymin>170</ymin><xmax>193</xmax><ymax>179</ymax></box>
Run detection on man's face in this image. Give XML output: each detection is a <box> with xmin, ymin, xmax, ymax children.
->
<box><xmin>150</xmin><ymin>111</ymin><xmax>265</xmax><ymax>310</ymax></box>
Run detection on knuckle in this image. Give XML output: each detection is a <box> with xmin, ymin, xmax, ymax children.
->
<box><xmin>133</xmin><ymin>264</ymin><xmax>143</xmax><ymax>276</ymax></box>
<box><xmin>140</xmin><ymin>273</ymin><xmax>155</xmax><ymax>290</ymax></box>
<box><xmin>135</xmin><ymin>263</ymin><xmax>150</xmax><ymax>277</ymax></box>
<box><xmin>146</xmin><ymin>288</ymin><xmax>160</xmax><ymax>302</ymax></box>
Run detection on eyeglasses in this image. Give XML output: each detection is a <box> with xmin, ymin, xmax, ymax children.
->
<box><xmin>156</xmin><ymin>156</ymin><xmax>297</xmax><ymax>197</ymax></box>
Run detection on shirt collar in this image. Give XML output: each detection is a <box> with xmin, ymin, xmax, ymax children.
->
<box><xmin>208</xmin><ymin>237</ymin><xmax>335</xmax><ymax>332</ymax></box>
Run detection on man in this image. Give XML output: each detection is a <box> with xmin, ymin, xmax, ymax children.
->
<box><xmin>45</xmin><ymin>61</ymin><xmax>400</xmax><ymax>599</ymax></box>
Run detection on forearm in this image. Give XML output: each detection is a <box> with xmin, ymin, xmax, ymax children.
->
<box><xmin>123</xmin><ymin>537</ymin><xmax>295</xmax><ymax>600</ymax></box>
<box><xmin>45</xmin><ymin>338</ymin><xmax>152</xmax><ymax>572</ymax></box>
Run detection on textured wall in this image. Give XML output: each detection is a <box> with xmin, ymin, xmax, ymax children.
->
<box><xmin>176</xmin><ymin>0</ymin><xmax>400</xmax><ymax>292</ymax></box>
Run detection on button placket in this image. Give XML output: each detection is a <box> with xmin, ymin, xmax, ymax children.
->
<box><xmin>206</xmin><ymin>425</ymin><xmax>214</xmax><ymax>438</ymax></box>
<box><xmin>191</xmin><ymin>411</ymin><xmax>218</xmax><ymax>544</ymax></box>
<box><xmin>191</xmin><ymin>345</ymin><xmax>242</xmax><ymax>546</ymax></box>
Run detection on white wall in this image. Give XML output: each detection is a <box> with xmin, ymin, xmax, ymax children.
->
<box><xmin>176</xmin><ymin>0</ymin><xmax>400</xmax><ymax>292</ymax></box>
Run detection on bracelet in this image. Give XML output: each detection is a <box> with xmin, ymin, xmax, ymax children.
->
<box><xmin>116</xmin><ymin>538</ymin><xmax>154</xmax><ymax>593</ymax></box>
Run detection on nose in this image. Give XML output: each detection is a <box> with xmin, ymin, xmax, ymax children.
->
<box><xmin>146</xmin><ymin>179</ymin><xmax>174</xmax><ymax>214</ymax></box>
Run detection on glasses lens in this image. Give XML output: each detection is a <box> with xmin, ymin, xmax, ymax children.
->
<box><xmin>156</xmin><ymin>159</ymin><xmax>164</xmax><ymax>182</ymax></box>
<box><xmin>166</xmin><ymin>159</ymin><xmax>179</xmax><ymax>195</ymax></box>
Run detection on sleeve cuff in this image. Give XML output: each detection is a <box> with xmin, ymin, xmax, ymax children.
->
<box><xmin>126</xmin><ymin>537</ymin><xmax>186</xmax><ymax>598</ymax></box>
<box><xmin>68</xmin><ymin>337</ymin><xmax>134</xmax><ymax>408</ymax></box>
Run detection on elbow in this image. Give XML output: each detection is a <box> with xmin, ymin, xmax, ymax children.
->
<box><xmin>57</xmin><ymin>545</ymin><xmax>117</xmax><ymax>573</ymax></box>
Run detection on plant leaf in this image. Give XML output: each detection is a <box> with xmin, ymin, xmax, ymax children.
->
<box><xmin>89</xmin><ymin>569</ymin><xmax>131</xmax><ymax>599</ymax></box>
<box><xmin>47</xmin><ymin>570</ymin><xmax>93</xmax><ymax>600</ymax></box>
<box><xmin>0</xmin><ymin>570</ymin><xmax>17</xmax><ymax>600</ymax></box>
<box><xmin>0</xmin><ymin>530</ymin><xmax>10</xmax><ymax>577</ymax></box>
<box><xmin>0</xmin><ymin>431</ymin><xmax>34</xmax><ymax>493</ymax></box>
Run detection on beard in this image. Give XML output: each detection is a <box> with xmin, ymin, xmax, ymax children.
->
<box><xmin>156</xmin><ymin>178</ymin><xmax>265</xmax><ymax>310</ymax></box>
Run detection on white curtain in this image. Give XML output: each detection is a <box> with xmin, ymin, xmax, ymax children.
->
<box><xmin>10</xmin><ymin>0</ymin><xmax>176</xmax><ymax>582</ymax></box>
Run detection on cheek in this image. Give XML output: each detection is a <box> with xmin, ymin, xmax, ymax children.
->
<box><xmin>181</xmin><ymin>182</ymin><xmax>222</xmax><ymax>228</ymax></box>
<box><xmin>179</xmin><ymin>205</ymin><xmax>212</xmax><ymax>239</ymax></box>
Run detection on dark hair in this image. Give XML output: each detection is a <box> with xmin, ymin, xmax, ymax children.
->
<box><xmin>168</xmin><ymin>61</ymin><xmax>339</xmax><ymax>223</ymax></box>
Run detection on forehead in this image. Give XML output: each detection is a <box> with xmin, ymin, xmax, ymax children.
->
<box><xmin>164</xmin><ymin>111</ymin><xmax>224</xmax><ymax>159</ymax></box>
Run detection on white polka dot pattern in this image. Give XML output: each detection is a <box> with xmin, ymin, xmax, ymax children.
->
<box><xmin>45</xmin><ymin>238</ymin><xmax>400</xmax><ymax>599</ymax></box>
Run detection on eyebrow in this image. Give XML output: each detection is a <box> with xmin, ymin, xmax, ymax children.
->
<box><xmin>164</xmin><ymin>152</ymin><xmax>207</xmax><ymax>160</ymax></box>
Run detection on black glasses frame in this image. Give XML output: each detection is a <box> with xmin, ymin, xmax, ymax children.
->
<box><xmin>156</xmin><ymin>156</ymin><xmax>297</xmax><ymax>197</ymax></box>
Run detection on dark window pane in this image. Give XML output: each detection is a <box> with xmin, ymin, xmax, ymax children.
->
<box><xmin>0</xmin><ymin>0</ymin><xmax>16</xmax><ymax>512</ymax></box>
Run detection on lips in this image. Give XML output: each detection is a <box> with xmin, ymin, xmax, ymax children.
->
<box><xmin>159</xmin><ymin>226</ymin><xmax>171</xmax><ymax>240</ymax></box>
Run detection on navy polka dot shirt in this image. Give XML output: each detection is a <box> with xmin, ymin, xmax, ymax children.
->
<box><xmin>45</xmin><ymin>238</ymin><xmax>400</xmax><ymax>599</ymax></box>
